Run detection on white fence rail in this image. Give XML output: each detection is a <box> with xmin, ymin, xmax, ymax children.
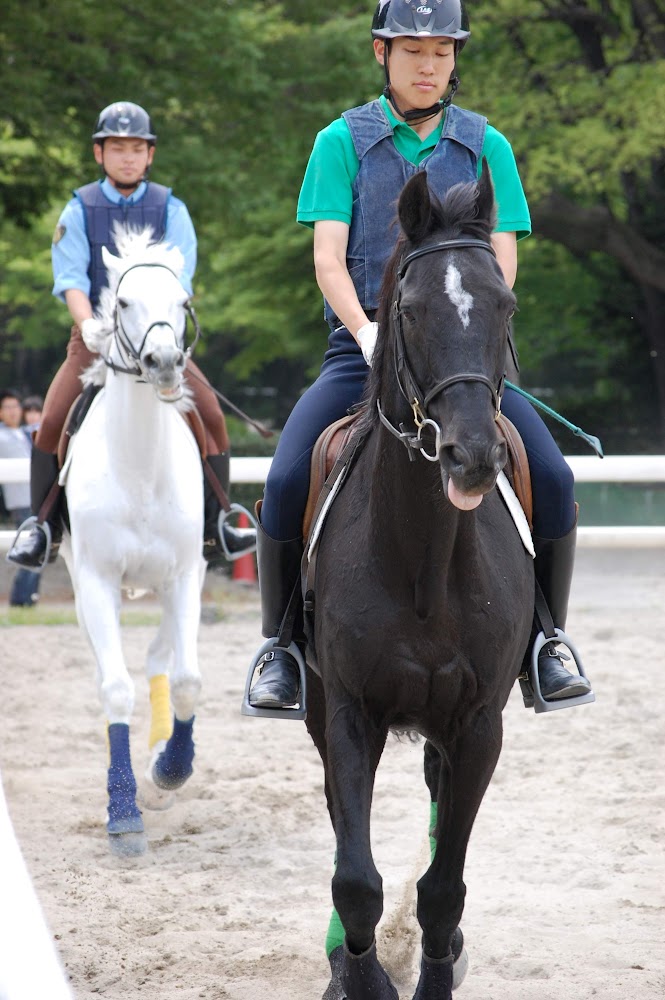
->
<box><xmin>2</xmin><ymin>456</ymin><xmax>665</xmax><ymax>549</ymax></box>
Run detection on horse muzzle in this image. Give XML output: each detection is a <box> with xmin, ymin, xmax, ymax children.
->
<box><xmin>439</xmin><ymin>438</ymin><xmax>507</xmax><ymax>511</ymax></box>
<box><xmin>141</xmin><ymin>346</ymin><xmax>186</xmax><ymax>401</ymax></box>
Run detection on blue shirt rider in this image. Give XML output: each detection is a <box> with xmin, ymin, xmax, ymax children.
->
<box><xmin>7</xmin><ymin>101</ymin><xmax>255</xmax><ymax>571</ymax></box>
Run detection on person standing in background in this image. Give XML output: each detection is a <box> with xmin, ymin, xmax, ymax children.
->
<box><xmin>0</xmin><ymin>391</ymin><xmax>41</xmax><ymax>607</ymax></box>
<box><xmin>21</xmin><ymin>396</ymin><xmax>44</xmax><ymax>432</ymax></box>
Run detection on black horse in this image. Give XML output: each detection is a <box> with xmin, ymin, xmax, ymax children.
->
<box><xmin>304</xmin><ymin>166</ymin><xmax>534</xmax><ymax>1000</ymax></box>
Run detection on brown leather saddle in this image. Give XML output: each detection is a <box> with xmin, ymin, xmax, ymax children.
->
<box><xmin>303</xmin><ymin>408</ymin><xmax>533</xmax><ymax>544</ymax></box>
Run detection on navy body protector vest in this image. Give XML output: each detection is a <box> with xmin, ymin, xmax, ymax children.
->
<box><xmin>75</xmin><ymin>180</ymin><xmax>171</xmax><ymax>308</ymax></box>
<box><xmin>324</xmin><ymin>101</ymin><xmax>487</xmax><ymax>330</ymax></box>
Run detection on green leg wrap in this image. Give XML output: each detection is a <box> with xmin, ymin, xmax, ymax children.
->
<box><xmin>429</xmin><ymin>800</ymin><xmax>438</xmax><ymax>861</ymax></box>
<box><xmin>325</xmin><ymin>852</ymin><xmax>345</xmax><ymax>957</ymax></box>
<box><xmin>325</xmin><ymin>905</ymin><xmax>346</xmax><ymax>958</ymax></box>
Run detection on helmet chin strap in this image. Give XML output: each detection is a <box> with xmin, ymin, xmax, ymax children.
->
<box><xmin>99</xmin><ymin>146</ymin><xmax>151</xmax><ymax>192</ymax></box>
<box><xmin>383</xmin><ymin>43</ymin><xmax>459</xmax><ymax>124</ymax></box>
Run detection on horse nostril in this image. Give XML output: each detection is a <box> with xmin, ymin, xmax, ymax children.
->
<box><xmin>143</xmin><ymin>352</ymin><xmax>157</xmax><ymax>369</ymax></box>
<box><xmin>442</xmin><ymin>444</ymin><xmax>469</xmax><ymax>471</ymax></box>
<box><xmin>491</xmin><ymin>440</ymin><xmax>508</xmax><ymax>470</ymax></box>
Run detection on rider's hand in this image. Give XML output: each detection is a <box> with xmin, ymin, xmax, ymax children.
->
<box><xmin>356</xmin><ymin>321</ymin><xmax>378</xmax><ymax>367</ymax></box>
<box><xmin>80</xmin><ymin>317</ymin><xmax>104</xmax><ymax>353</ymax></box>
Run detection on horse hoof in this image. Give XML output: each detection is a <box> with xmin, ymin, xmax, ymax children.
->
<box><xmin>151</xmin><ymin>759</ymin><xmax>193</xmax><ymax>791</ymax></box>
<box><xmin>342</xmin><ymin>939</ymin><xmax>398</xmax><ymax>1000</ymax></box>
<box><xmin>108</xmin><ymin>831</ymin><xmax>148</xmax><ymax>857</ymax></box>
<box><xmin>141</xmin><ymin>752</ymin><xmax>177</xmax><ymax>810</ymax></box>
<box><xmin>452</xmin><ymin>944</ymin><xmax>468</xmax><ymax>990</ymax></box>
<box><xmin>138</xmin><ymin>779</ymin><xmax>176</xmax><ymax>812</ymax></box>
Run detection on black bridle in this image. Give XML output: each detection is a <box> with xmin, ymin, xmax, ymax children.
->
<box><xmin>104</xmin><ymin>262</ymin><xmax>201</xmax><ymax>378</ymax></box>
<box><xmin>377</xmin><ymin>237</ymin><xmax>506</xmax><ymax>462</ymax></box>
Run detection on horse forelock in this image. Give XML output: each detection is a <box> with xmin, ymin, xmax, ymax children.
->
<box><xmin>94</xmin><ymin>224</ymin><xmax>186</xmax><ymax>330</ymax></box>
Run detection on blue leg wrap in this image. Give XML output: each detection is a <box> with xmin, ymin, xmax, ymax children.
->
<box><xmin>107</xmin><ymin>723</ymin><xmax>143</xmax><ymax>834</ymax></box>
<box><xmin>152</xmin><ymin>716</ymin><xmax>195</xmax><ymax>790</ymax></box>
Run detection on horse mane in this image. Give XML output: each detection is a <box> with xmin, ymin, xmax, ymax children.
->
<box><xmin>358</xmin><ymin>177</ymin><xmax>495</xmax><ymax>435</ymax></box>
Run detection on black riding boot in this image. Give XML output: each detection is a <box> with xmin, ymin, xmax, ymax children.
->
<box><xmin>203</xmin><ymin>453</ymin><xmax>256</xmax><ymax>564</ymax></box>
<box><xmin>533</xmin><ymin>520</ymin><xmax>592</xmax><ymax>701</ymax></box>
<box><xmin>7</xmin><ymin>447</ymin><xmax>62</xmax><ymax>569</ymax></box>
<box><xmin>248</xmin><ymin>512</ymin><xmax>302</xmax><ymax>709</ymax></box>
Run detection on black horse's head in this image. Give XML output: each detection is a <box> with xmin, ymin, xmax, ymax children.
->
<box><xmin>370</xmin><ymin>163</ymin><xmax>516</xmax><ymax>509</ymax></box>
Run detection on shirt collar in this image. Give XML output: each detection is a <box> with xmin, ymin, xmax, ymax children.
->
<box><xmin>100</xmin><ymin>177</ymin><xmax>147</xmax><ymax>205</ymax></box>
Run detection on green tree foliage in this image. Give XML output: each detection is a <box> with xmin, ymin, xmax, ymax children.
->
<box><xmin>1</xmin><ymin>0</ymin><xmax>664</xmax><ymax>448</ymax></box>
<box><xmin>462</xmin><ymin>0</ymin><xmax>665</xmax><ymax>447</ymax></box>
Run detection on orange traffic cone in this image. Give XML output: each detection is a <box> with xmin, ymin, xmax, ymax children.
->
<box><xmin>232</xmin><ymin>511</ymin><xmax>257</xmax><ymax>585</ymax></box>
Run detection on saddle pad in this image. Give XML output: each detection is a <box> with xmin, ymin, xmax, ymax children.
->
<box><xmin>496</xmin><ymin>413</ymin><xmax>533</xmax><ymax>531</ymax></box>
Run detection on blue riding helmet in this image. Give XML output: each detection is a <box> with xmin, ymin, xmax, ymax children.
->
<box><xmin>371</xmin><ymin>0</ymin><xmax>470</xmax><ymax>49</ymax></box>
<box><xmin>93</xmin><ymin>102</ymin><xmax>157</xmax><ymax>145</ymax></box>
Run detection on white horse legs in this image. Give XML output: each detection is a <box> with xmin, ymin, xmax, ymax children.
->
<box><xmin>75</xmin><ymin>569</ymin><xmax>146</xmax><ymax>854</ymax></box>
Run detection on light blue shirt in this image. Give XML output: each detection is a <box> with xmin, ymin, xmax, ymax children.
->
<box><xmin>51</xmin><ymin>177</ymin><xmax>197</xmax><ymax>299</ymax></box>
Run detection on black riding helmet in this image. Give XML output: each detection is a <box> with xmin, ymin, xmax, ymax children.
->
<box><xmin>371</xmin><ymin>0</ymin><xmax>470</xmax><ymax>122</ymax></box>
<box><xmin>92</xmin><ymin>102</ymin><xmax>157</xmax><ymax>145</ymax></box>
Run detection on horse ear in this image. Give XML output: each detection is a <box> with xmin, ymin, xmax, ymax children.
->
<box><xmin>398</xmin><ymin>171</ymin><xmax>432</xmax><ymax>242</ymax></box>
<box><xmin>476</xmin><ymin>159</ymin><xmax>497</xmax><ymax>227</ymax></box>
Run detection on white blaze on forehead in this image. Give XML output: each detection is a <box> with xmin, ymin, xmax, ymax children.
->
<box><xmin>445</xmin><ymin>263</ymin><xmax>473</xmax><ymax>329</ymax></box>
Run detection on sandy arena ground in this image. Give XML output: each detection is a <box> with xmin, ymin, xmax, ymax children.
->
<box><xmin>0</xmin><ymin>547</ymin><xmax>663</xmax><ymax>1000</ymax></box>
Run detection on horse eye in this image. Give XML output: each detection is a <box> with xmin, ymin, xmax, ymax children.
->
<box><xmin>118</xmin><ymin>298</ymin><xmax>129</xmax><ymax>309</ymax></box>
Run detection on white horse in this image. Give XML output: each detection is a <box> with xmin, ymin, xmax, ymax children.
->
<box><xmin>60</xmin><ymin>227</ymin><xmax>205</xmax><ymax>856</ymax></box>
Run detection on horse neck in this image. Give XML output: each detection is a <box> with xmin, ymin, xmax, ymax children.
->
<box><xmin>103</xmin><ymin>368</ymin><xmax>174</xmax><ymax>474</ymax></box>
<box><xmin>365</xmin><ymin>381</ymin><xmax>479</xmax><ymax>583</ymax></box>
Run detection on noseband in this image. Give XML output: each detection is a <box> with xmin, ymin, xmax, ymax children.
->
<box><xmin>104</xmin><ymin>262</ymin><xmax>201</xmax><ymax>378</ymax></box>
<box><xmin>377</xmin><ymin>238</ymin><xmax>505</xmax><ymax>462</ymax></box>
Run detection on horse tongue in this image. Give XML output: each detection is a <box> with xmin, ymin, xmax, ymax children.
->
<box><xmin>447</xmin><ymin>480</ymin><xmax>483</xmax><ymax>511</ymax></box>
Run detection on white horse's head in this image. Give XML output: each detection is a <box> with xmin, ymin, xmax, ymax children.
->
<box><xmin>94</xmin><ymin>225</ymin><xmax>192</xmax><ymax>403</ymax></box>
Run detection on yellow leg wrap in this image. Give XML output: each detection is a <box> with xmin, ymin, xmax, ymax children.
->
<box><xmin>149</xmin><ymin>674</ymin><xmax>173</xmax><ymax>749</ymax></box>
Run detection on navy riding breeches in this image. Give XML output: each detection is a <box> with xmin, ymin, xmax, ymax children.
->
<box><xmin>261</xmin><ymin>326</ymin><xmax>575</xmax><ymax>542</ymax></box>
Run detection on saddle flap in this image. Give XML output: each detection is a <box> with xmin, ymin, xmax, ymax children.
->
<box><xmin>303</xmin><ymin>410</ymin><xmax>363</xmax><ymax>543</ymax></box>
<box><xmin>497</xmin><ymin>413</ymin><xmax>533</xmax><ymax>531</ymax></box>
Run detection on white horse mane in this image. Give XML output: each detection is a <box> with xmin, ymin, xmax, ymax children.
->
<box><xmin>83</xmin><ymin>224</ymin><xmax>191</xmax><ymax>410</ymax></box>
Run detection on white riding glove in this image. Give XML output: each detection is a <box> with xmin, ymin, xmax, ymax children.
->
<box><xmin>80</xmin><ymin>317</ymin><xmax>105</xmax><ymax>353</ymax></box>
<box><xmin>356</xmin><ymin>321</ymin><xmax>378</xmax><ymax>367</ymax></box>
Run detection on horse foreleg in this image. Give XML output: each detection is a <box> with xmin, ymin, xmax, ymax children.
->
<box><xmin>413</xmin><ymin>710</ymin><xmax>503</xmax><ymax>1000</ymax></box>
<box><xmin>150</xmin><ymin>575</ymin><xmax>201</xmax><ymax>792</ymax></box>
<box><xmin>146</xmin><ymin>620</ymin><xmax>175</xmax><ymax>749</ymax></box>
<box><xmin>325</xmin><ymin>694</ymin><xmax>397</xmax><ymax>1000</ymax></box>
<box><xmin>74</xmin><ymin>569</ymin><xmax>146</xmax><ymax>855</ymax></box>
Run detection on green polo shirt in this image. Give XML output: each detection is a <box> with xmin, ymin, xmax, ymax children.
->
<box><xmin>297</xmin><ymin>96</ymin><xmax>531</xmax><ymax>239</ymax></box>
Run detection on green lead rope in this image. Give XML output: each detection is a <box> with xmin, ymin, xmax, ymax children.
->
<box><xmin>504</xmin><ymin>381</ymin><xmax>604</xmax><ymax>459</ymax></box>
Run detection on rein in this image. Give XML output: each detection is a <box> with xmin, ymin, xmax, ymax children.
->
<box><xmin>378</xmin><ymin>237</ymin><xmax>504</xmax><ymax>462</ymax></box>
